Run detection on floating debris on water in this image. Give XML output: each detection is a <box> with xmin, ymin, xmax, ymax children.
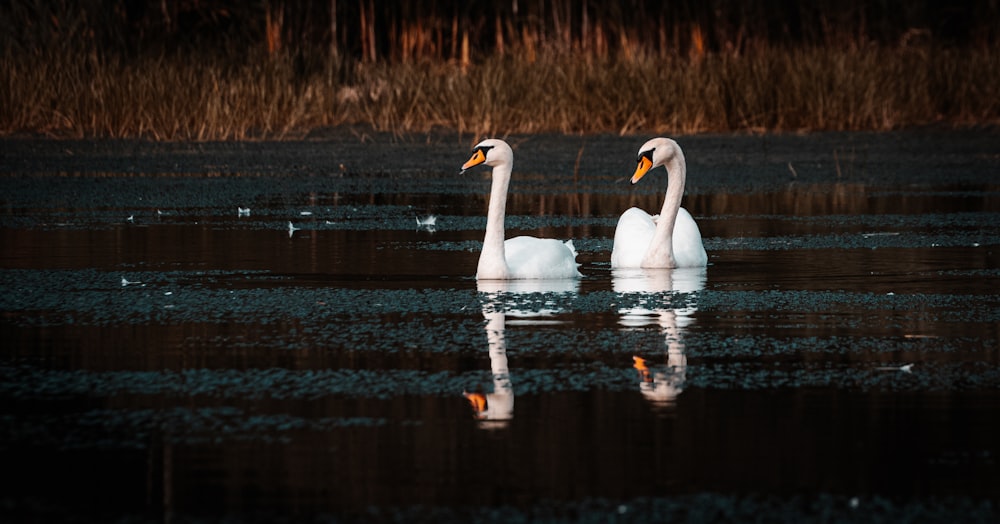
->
<box><xmin>120</xmin><ymin>277</ymin><xmax>142</xmax><ymax>287</ymax></box>
<box><xmin>416</xmin><ymin>214</ymin><xmax>437</xmax><ymax>232</ymax></box>
<box><xmin>875</xmin><ymin>363</ymin><xmax>914</xmax><ymax>373</ymax></box>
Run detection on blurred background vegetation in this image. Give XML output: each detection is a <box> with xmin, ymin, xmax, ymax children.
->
<box><xmin>2</xmin><ymin>0</ymin><xmax>998</xmax><ymax>139</ymax></box>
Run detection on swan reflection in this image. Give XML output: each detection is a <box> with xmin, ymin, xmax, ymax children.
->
<box><xmin>613</xmin><ymin>267</ymin><xmax>705</xmax><ymax>408</ymax></box>
<box><xmin>464</xmin><ymin>279</ymin><xmax>581</xmax><ymax>429</ymax></box>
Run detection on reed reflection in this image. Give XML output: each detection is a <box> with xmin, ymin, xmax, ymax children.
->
<box><xmin>465</xmin><ymin>279</ymin><xmax>581</xmax><ymax>429</ymax></box>
<box><xmin>613</xmin><ymin>267</ymin><xmax>706</xmax><ymax>409</ymax></box>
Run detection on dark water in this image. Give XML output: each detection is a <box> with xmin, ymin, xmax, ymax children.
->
<box><xmin>1</xmin><ymin>131</ymin><xmax>999</xmax><ymax>522</ymax></box>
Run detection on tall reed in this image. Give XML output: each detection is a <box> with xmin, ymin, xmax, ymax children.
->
<box><xmin>2</xmin><ymin>45</ymin><xmax>998</xmax><ymax>140</ymax></box>
<box><xmin>3</xmin><ymin>1</ymin><xmax>998</xmax><ymax>139</ymax></box>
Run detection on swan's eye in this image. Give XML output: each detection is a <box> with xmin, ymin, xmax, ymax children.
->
<box><xmin>478</xmin><ymin>145</ymin><xmax>495</xmax><ymax>156</ymax></box>
<box><xmin>637</xmin><ymin>149</ymin><xmax>654</xmax><ymax>163</ymax></box>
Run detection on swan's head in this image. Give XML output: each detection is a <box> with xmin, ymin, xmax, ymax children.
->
<box><xmin>631</xmin><ymin>137</ymin><xmax>682</xmax><ymax>184</ymax></box>
<box><xmin>461</xmin><ymin>139</ymin><xmax>513</xmax><ymax>174</ymax></box>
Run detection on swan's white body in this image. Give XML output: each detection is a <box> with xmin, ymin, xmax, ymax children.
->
<box><xmin>611</xmin><ymin>138</ymin><xmax>707</xmax><ymax>269</ymax></box>
<box><xmin>612</xmin><ymin>207</ymin><xmax>706</xmax><ymax>269</ymax></box>
<box><xmin>461</xmin><ymin>139</ymin><xmax>582</xmax><ymax>280</ymax></box>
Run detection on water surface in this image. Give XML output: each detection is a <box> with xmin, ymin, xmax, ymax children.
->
<box><xmin>1</xmin><ymin>130</ymin><xmax>999</xmax><ymax>522</ymax></box>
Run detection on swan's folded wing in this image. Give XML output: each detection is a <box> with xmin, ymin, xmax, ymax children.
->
<box><xmin>671</xmin><ymin>208</ymin><xmax>708</xmax><ymax>268</ymax></box>
<box><xmin>504</xmin><ymin>236</ymin><xmax>582</xmax><ymax>279</ymax></box>
<box><xmin>611</xmin><ymin>208</ymin><xmax>657</xmax><ymax>268</ymax></box>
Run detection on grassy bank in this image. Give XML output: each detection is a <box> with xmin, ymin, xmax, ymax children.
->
<box><xmin>2</xmin><ymin>45</ymin><xmax>998</xmax><ymax>140</ymax></box>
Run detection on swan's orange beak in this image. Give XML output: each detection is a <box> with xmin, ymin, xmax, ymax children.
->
<box><xmin>630</xmin><ymin>155</ymin><xmax>653</xmax><ymax>184</ymax></box>
<box><xmin>461</xmin><ymin>149</ymin><xmax>487</xmax><ymax>173</ymax></box>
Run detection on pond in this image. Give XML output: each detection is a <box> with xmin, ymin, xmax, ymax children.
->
<box><xmin>1</xmin><ymin>130</ymin><xmax>999</xmax><ymax>522</ymax></box>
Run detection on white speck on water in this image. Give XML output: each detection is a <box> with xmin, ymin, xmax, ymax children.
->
<box><xmin>876</xmin><ymin>363</ymin><xmax>913</xmax><ymax>372</ymax></box>
<box><xmin>238</xmin><ymin>207</ymin><xmax>250</xmax><ymax>217</ymax></box>
<box><xmin>416</xmin><ymin>215</ymin><xmax>438</xmax><ymax>232</ymax></box>
<box><xmin>300</xmin><ymin>211</ymin><xmax>313</xmax><ymax>216</ymax></box>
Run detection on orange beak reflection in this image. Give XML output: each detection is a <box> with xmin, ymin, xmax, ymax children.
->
<box><xmin>630</xmin><ymin>156</ymin><xmax>653</xmax><ymax>184</ymax></box>
<box><xmin>461</xmin><ymin>149</ymin><xmax>487</xmax><ymax>172</ymax></box>
<box><xmin>464</xmin><ymin>391</ymin><xmax>487</xmax><ymax>413</ymax></box>
<box><xmin>633</xmin><ymin>356</ymin><xmax>652</xmax><ymax>382</ymax></box>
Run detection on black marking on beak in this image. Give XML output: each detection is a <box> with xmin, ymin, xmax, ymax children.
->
<box><xmin>637</xmin><ymin>149</ymin><xmax>654</xmax><ymax>163</ymax></box>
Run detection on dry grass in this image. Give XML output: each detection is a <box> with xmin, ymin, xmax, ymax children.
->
<box><xmin>2</xmin><ymin>45</ymin><xmax>998</xmax><ymax>140</ymax></box>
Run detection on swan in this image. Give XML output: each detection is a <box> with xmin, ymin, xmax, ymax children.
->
<box><xmin>611</xmin><ymin>138</ymin><xmax>708</xmax><ymax>269</ymax></box>
<box><xmin>461</xmin><ymin>139</ymin><xmax>582</xmax><ymax>280</ymax></box>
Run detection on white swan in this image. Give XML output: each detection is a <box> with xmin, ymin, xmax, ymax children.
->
<box><xmin>611</xmin><ymin>138</ymin><xmax>707</xmax><ymax>269</ymax></box>
<box><xmin>461</xmin><ymin>139</ymin><xmax>582</xmax><ymax>280</ymax></box>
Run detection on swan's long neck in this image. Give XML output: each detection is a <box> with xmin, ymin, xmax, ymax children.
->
<box><xmin>643</xmin><ymin>152</ymin><xmax>686</xmax><ymax>268</ymax></box>
<box><xmin>478</xmin><ymin>162</ymin><xmax>511</xmax><ymax>279</ymax></box>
